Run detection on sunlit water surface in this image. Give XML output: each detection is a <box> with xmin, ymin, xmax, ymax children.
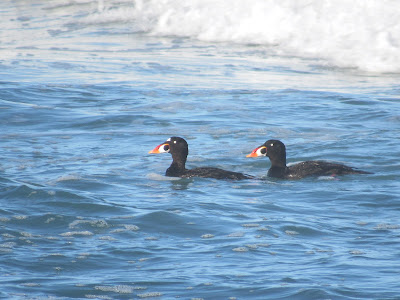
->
<box><xmin>1</xmin><ymin>1</ymin><xmax>400</xmax><ymax>299</ymax></box>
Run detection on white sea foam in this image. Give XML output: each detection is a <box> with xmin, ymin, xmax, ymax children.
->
<box><xmin>60</xmin><ymin>231</ymin><xmax>94</xmax><ymax>237</ymax></box>
<box><xmin>95</xmin><ymin>285</ymin><xmax>134</xmax><ymax>294</ymax></box>
<box><xmin>146</xmin><ymin>173</ymin><xmax>182</xmax><ymax>181</ymax></box>
<box><xmin>55</xmin><ymin>174</ymin><xmax>81</xmax><ymax>182</ymax></box>
<box><xmin>104</xmin><ymin>0</ymin><xmax>400</xmax><ymax>73</ymax></box>
<box><xmin>69</xmin><ymin>219</ymin><xmax>109</xmax><ymax>229</ymax></box>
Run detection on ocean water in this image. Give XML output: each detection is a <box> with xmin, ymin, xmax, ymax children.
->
<box><xmin>1</xmin><ymin>0</ymin><xmax>400</xmax><ymax>299</ymax></box>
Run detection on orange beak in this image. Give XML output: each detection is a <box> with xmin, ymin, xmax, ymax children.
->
<box><xmin>246</xmin><ymin>146</ymin><xmax>262</xmax><ymax>157</ymax></box>
<box><xmin>148</xmin><ymin>143</ymin><xmax>166</xmax><ymax>154</ymax></box>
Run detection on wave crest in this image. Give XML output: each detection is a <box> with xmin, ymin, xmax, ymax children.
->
<box><xmin>124</xmin><ymin>0</ymin><xmax>400</xmax><ymax>73</ymax></box>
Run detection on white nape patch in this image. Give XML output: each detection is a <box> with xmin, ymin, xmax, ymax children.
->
<box><xmin>166</xmin><ymin>138</ymin><xmax>171</xmax><ymax>141</ymax></box>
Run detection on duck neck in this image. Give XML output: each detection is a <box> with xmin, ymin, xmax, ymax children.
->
<box><xmin>166</xmin><ymin>154</ymin><xmax>187</xmax><ymax>177</ymax></box>
<box><xmin>268</xmin><ymin>152</ymin><xmax>287</xmax><ymax>178</ymax></box>
<box><xmin>267</xmin><ymin>165</ymin><xmax>288</xmax><ymax>179</ymax></box>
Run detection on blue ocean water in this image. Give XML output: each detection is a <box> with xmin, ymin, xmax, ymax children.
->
<box><xmin>1</xmin><ymin>1</ymin><xmax>400</xmax><ymax>299</ymax></box>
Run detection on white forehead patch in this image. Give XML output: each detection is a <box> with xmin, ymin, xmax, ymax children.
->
<box><xmin>166</xmin><ymin>138</ymin><xmax>171</xmax><ymax>141</ymax></box>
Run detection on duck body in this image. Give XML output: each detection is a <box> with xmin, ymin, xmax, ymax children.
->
<box><xmin>271</xmin><ymin>160</ymin><xmax>369</xmax><ymax>179</ymax></box>
<box><xmin>165</xmin><ymin>161</ymin><xmax>250</xmax><ymax>180</ymax></box>
<box><xmin>150</xmin><ymin>137</ymin><xmax>252</xmax><ymax>180</ymax></box>
<box><xmin>247</xmin><ymin>139</ymin><xmax>370</xmax><ymax>179</ymax></box>
<box><xmin>182</xmin><ymin>167</ymin><xmax>250</xmax><ymax>180</ymax></box>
